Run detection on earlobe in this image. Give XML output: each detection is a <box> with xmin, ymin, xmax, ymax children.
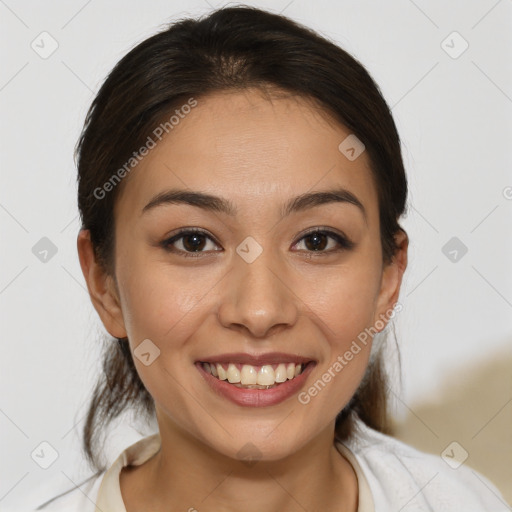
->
<box><xmin>77</xmin><ymin>229</ymin><xmax>128</xmax><ymax>339</ymax></box>
<box><xmin>373</xmin><ymin>230</ymin><xmax>409</xmax><ymax>331</ymax></box>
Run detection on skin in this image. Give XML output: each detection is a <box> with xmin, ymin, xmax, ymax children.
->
<box><xmin>77</xmin><ymin>87</ymin><xmax>408</xmax><ymax>512</ymax></box>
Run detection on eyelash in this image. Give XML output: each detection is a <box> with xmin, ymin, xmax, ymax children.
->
<box><xmin>160</xmin><ymin>227</ymin><xmax>355</xmax><ymax>258</ymax></box>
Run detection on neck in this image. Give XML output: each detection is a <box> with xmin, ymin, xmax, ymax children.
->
<box><xmin>120</xmin><ymin>419</ymin><xmax>358</xmax><ymax>512</ymax></box>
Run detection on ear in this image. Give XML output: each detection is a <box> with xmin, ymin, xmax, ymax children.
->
<box><xmin>372</xmin><ymin>229</ymin><xmax>408</xmax><ymax>330</ymax></box>
<box><xmin>77</xmin><ymin>229</ymin><xmax>128</xmax><ymax>339</ymax></box>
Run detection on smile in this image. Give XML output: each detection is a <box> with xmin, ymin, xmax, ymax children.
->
<box><xmin>195</xmin><ymin>353</ymin><xmax>316</xmax><ymax>407</ymax></box>
<box><xmin>201</xmin><ymin>362</ymin><xmax>306</xmax><ymax>389</ymax></box>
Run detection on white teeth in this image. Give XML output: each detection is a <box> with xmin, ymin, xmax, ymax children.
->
<box><xmin>240</xmin><ymin>364</ymin><xmax>258</xmax><ymax>385</ymax></box>
<box><xmin>227</xmin><ymin>363</ymin><xmax>241</xmax><ymax>383</ymax></box>
<box><xmin>275</xmin><ymin>363</ymin><xmax>287</xmax><ymax>383</ymax></box>
<box><xmin>257</xmin><ymin>365</ymin><xmax>275</xmax><ymax>386</ymax></box>
<box><xmin>216</xmin><ymin>364</ymin><xmax>227</xmax><ymax>380</ymax></box>
<box><xmin>203</xmin><ymin>361</ymin><xmax>308</xmax><ymax>387</ymax></box>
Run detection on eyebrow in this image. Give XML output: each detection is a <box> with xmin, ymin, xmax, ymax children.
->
<box><xmin>141</xmin><ymin>187</ymin><xmax>367</xmax><ymax>222</ymax></box>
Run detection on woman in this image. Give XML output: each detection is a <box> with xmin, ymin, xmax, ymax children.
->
<box><xmin>36</xmin><ymin>5</ymin><xmax>506</xmax><ymax>511</ymax></box>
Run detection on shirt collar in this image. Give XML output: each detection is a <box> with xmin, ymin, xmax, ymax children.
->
<box><xmin>94</xmin><ymin>432</ymin><xmax>161</xmax><ymax>512</ymax></box>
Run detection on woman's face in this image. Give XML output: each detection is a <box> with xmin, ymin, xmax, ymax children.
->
<box><xmin>80</xmin><ymin>88</ymin><xmax>406</xmax><ymax>461</ymax></box>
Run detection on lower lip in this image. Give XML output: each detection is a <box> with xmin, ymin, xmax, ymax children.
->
<box><xmin>196</xmin><ymin>362</ymin><xmax>316</xmax><ymax>407</ymax></box>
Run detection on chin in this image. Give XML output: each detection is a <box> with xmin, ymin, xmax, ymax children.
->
<box><xmin>197</xmin><ymin>421</ymin><xmax>312</xmax><ymax>464</ymax></box>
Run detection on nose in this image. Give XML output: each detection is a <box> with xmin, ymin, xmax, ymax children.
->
<box><xmin>217</xmin><ymin>244</ymin><xmax>299</xmax><ymax>339</ymax></box>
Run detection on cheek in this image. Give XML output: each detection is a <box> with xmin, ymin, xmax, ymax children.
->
<box><xmin>299</xmin><ymin>259</ymin><xmax>379</xmax><ymax>404</ymax></box>
<box><xmin>116</xmin><ymin>252</ymin><xmax>210</xmax><ymax>344</ymax></box>
<box><xmin>298</xmin><ymin>269</ymin><xmax>376</xmax><ymax>414</ymax></box>
<box><xmin>116</xmin><ymin>263</ymin><xmax>208</xmax><ymax>412</ymax></box>
<box><xmin>305</xmin><ymin>261</ymin><xmax>381</xmax><ymax>345</ymax></box>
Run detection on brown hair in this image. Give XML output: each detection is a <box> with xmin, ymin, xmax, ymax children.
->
<box><xmin>76</xmin><ymin>4</ymin><xmax>408</xmax><ymax>472</ymax></box>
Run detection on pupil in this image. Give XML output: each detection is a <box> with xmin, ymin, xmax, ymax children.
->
<box><xmin>306</xmin><ymin>233</ymin><xmax>326</xmax><ymax>251</ymax></box>
<box><xmin>184</xmin><ymin>234</ymin><xmax>205</xmax><ymax>251</ymax></box>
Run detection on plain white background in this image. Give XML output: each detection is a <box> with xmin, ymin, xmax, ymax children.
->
<box><xmin>1</xmin><ymin>0</ymin><xmax>511</xmax><ymax>508</ymax></box>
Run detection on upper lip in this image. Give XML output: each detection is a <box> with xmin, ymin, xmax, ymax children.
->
<box><xmin>196</xmin><ymin>352</ymin><xmax>316</xmax><ymax>366</ymax></box>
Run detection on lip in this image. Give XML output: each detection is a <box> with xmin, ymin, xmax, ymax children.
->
<box><xmin>196</xmin><ymin>359</ymin><xmax>316</xmax><ymax>407</ymax></box>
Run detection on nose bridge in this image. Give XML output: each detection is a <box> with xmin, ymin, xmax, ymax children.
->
<box><xmin>217</xmin><ymin>238</ymin><xmax>298</xmax><ymax>338</ymax></box>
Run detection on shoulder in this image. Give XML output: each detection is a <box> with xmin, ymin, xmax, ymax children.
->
<box><xmin>340</xmin><ymin>419</ymin><xmax>509</xmax><ymax>512</ymax></box>
<box><xmin>31</xmin><ymin>471</ymin><xmax>105</xmax><ymax>512</ymax></box>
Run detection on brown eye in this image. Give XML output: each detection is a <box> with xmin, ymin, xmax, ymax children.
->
<box><xmin>304</xmin><ymin>232</ymin><xmax>329</xmax><ymax>251</ymax></box>
<box><xmin>161</xmin><ymin>227</ymin><xmax>354</xmax><ymax>258</ymax></box>
<box><xmin>294</xmin><ymin>229</ymin><xmax>354</xmax><ymax>253</ymax></box>
<box><xmin>180</xmin><ymin>233</ymin><xmax>207</xmax><ymax>251</ymax></box>
<box><xmin>161</xmin><ymin>229</ymin><xmax>221</xmax><ymax>257</ymax></box>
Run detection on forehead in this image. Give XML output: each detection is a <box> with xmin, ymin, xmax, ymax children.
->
<box><xmin>115</xmin><ymin>88</ymin><xmax>379</xmax><ymax>223</ymax></box>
